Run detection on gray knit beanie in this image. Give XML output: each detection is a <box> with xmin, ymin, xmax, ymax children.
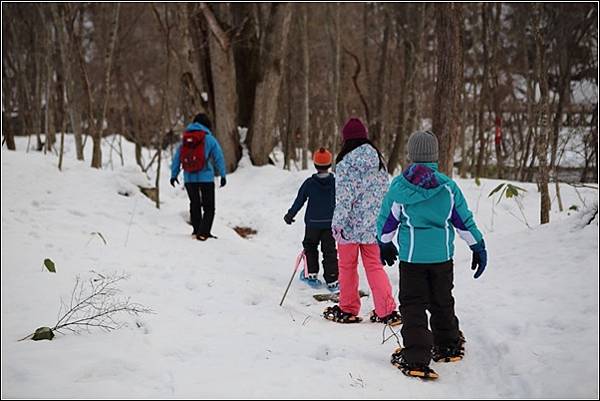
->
<box><xmin>407</xmin><ymin>130</ymin><xmax>439</xmax><ymax>162</ymax></box>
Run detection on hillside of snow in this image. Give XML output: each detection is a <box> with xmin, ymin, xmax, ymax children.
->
<box><xmin>1</xmin><ymin>136</ymin><xmax>598</xmax><ymax>398</ymax></box>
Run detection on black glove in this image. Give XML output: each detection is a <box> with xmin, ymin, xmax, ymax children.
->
<box><xmin>283</xmin><ymin>213</ymin><xmax>295</xmax><ymax>225</ymax></box>
<box><xmin>378</xmin><ymin>240</ymin><xmax>398</xmax><ymax>267</ymax></box>
<box><xmin>220</xmin><ymin>177</ymin><xmax>227</xmax><ymax>188</ymax></box>
<box><xmin>170</xmin><ymin>177</ymin><xmax>179</xmax><ymax>187</ymax></box>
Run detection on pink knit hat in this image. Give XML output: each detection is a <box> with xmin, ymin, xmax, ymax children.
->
<box><xmin>341</xmin><ymin>117</ymin><xmax>368</xmax><ymax>141</ymax></box>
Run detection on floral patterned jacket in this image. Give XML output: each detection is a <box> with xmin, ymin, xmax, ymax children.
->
<box><xmin>332</xmin><ymin>144</ymin><xmax>389</xmax><ymax>244</ymax></box>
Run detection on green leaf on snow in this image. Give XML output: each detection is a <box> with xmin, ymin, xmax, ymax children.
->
<box><xmin>488</xmin><ymin>183</ymin><xmax>506</xmax><ymax>198</ymax></box>
<box><xmin>43</xmin><ymin>258</ymin><xmax>56</xmax><ymax>273</ymax></box>
<box><xmin>91</xmin><ymin>232</ymin><xmax>107</xmax><ymax>245</ymax></box>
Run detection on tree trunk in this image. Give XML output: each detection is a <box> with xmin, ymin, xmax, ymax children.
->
<box><xmin>475</xmin><ymin>3</ymin><xmax>490</xmax><ymax>179</ymax></box>
<box><xmin>550</xmin><ymin>7</ymin><xmax>571</xmax><ymax>212</ymax></box>
<box><xmin>371</xmin><ymin>6</ymin><xmax>392</xmax><ymax>149</ymax></box>
<box><xmin>179</xmin><ymin>3</ymin><xmax>207</xmax><ymax>123</ymax></box>
<box><xmin>432</xmin><ymin>3</ymin><xmax>463</xmax><ymax>177</ymax></box>
<box><xmin>248</xmin><ymin>3</ymin><xmax>293</xmax><ymax>166</ymax></box>
<box><xmin>326</xmin><ymin>2</ymin><xmax>341</xmax><ymax>161</ymax></box>
<box><xmin>91</xmin><ymin>3</ymin><xmax>121</xmax><ymax>169</ymax></box>
<box><xmin>51</xmin><ymin>4</ymin><xmax>84</xmax><ymax>161</ymax></box>
<box><xmin>200</xmin><ymin>3</ymin><xmax>242</xmax><ymax>173</ymax></box>
<box><xmin>533</xmin><ymin>5</ymin><xmax>551</xmax><ymax>224</ymax></box>
<box><xmin>490</xmin><ymin>3</ymin><xmax>504</xmax><ymax>179</ymax></box>
<box><xmin>301</xmin><ymin>3</ymin><xmax>310</xmax><ymax>170</ymax></box>
<box><xmin>2</xmin><ymin>92</ymin><xmax>16</xmax><ymax>151</ymax></box>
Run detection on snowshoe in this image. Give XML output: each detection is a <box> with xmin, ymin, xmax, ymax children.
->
<box><xmin>391</xmin><ymin>348</ymin><xmax>439</xmax><ymax>380</ymax></box>
<box><xmin>299</xmin><ymin>270</ymin><xmax>323</xmax><ymax>289</ymax></box>
<box><xmin>370</xmin><ymin>310</ymin><xmax>402</xmax><ymax>326</ymax></box>
<box><xmin>326</xmin><ymin>280</ymin><xmax>339</xmax><ymax>293</ymax></box>
<box><xmin>313</xmin><ymin>289</ymin><xmax>369</xmax><ymax>303</ymax></box>
<box><xmin>323</xmin><ymin>305</ymin><xmax>362</xmax><ymax>324</ymax></box>
<box><xmin>432</xmin><ymin>340</ymin><xmax>464</xmax><ymax>363</ymax></box>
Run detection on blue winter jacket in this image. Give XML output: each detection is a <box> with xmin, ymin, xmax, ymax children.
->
<box><xmin>287</xmin><ymin>173</ymin><xmax>336</xmax><ymax>229</ymax></box>
<box><xmin>171</xmin><ymin>122</ymin><xmax>227</xmax><ymax>183</ymax></box>
<box><xmin>377</xmin><ymin>162</ymin><xmax>484</xmax><ymax>264</ymax></box>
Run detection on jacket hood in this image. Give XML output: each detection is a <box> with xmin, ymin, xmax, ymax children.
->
<box><xmin>185</xmin><ymin>122</ymin><xmax>213</xmax><ymax>135</ymax></box>
<box><xmin>391</xmin><ymin>162</ymin><xmax>450</xmax><ymax>205</ymax></box>
<box><xmin>339</xmin><ymin>144</ymin><xmax>381</xmax><ymax>174</ymax></box>
<box><xmin>312</xmin><ymin>173</ymin><xmax>335</xmax><ymax>188</ymax></box>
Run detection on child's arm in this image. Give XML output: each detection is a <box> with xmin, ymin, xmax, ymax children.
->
<box><xmin>208</xmin><ymin>136</ymin><xmax>227</xmax><ymax>179</ymax></box>
<box><xmin>331</xmin><ymin>163</ymin><xmax>353</xmax><ymax>233</ymax></box>
<box><xmin>377</xmin><ymin>182</ymin><xmax>402</xmax><ymax>244</ymax></box>
<box><xmin>448</xmin><ymin>181</ymin><xmax>484</xmax><ymax>246</ymax></box>
<box><xmin>287</xmin><ymin>179</ymin><xmax>309</xmax><ymax>218</ymax></box>
<box><xmin>171</xmin><ymin>144</ymin><xmax>182</xmax><ymax>180</ymax></box>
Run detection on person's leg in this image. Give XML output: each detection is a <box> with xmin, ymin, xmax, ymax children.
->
<box><xmin>319</xmin><ymin>228</ymin><xmax>339</xmax><ymax>284</ymax></box>
<box><xmin>302</xmin><ymin>227</ymin><xmax>321</xmax><ymax>276</ymax></box>
<box><xmin>198</xmin><ymin>182</ymin><xmax>215</xmax><ymax>236</ymax></box>
<box><xmin>359</xmin><ymin>244</ymin><xmax>397</xmax><ymax>317</ymax></box>
<box><xmin>428</xmin><ymin>260</ymin><xmax>460</xmax><ymax>347</ymax></box>
<box><xmin>399</xmin><ymin>261</ymin><xmax>433</xmax><ymax>366</ymax></box>
<box><xmin>337</xmin><ymin>243</ymin><xmax>361</xmax><ymax>316</ymax></box>
<box><xmin>184</xmin><ymin>183</ymin><xmax>202</xmax><ymax>235</ymax></box>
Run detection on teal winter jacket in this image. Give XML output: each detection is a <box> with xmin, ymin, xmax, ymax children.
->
<box><xmin>377</xmin><ymin>163</ymin><xmax>483</xmax><ymax>264</ymax></box>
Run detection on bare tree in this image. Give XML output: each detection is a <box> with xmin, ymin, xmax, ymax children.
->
<box><xmin>532</xmin><ymin>5</ymin><xmax>551</xmax><ymax>224</ymax></box>
<box><xmin>248</xmin><ymin>3</ymin><xmax>293</xmax><ymax>166</ymax></box>
<box><xmin>199</xmin><ymin>2</ymin><xmax>242</xmax><ymax>173</ymax></box>
<box><xmin>432</xmin><ymin>3</ymin><xmax>463</xmax><ymax>176</ymax></box>
<box><xmin>91</xmin><ymin>4</ymin><xmax>121</xmax><ymax>169</ymax></box>
<box><xmin>301</xmin><ymin>3</ymin><xmax>310</xmax><ymax>169</ymax></box>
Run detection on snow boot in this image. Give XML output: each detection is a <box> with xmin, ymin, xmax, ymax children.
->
<box><xmin>299</xmin><ymin>270</ymin><xmax>323</xmax><ymax>289</ymax></box>
<box><xmin>390</xmin><ymin>348</ymin><xmax>439</xmax><ymax>380</ymax></box>
<box><xmin>370</xmin><ymin>310</ymin><xmax>402</xmax><ymax>326</ymax></box>
<box><xmin>323</xmin><ymin>305</ymin><xmax>362</xmax><ymax>323</ymax></box>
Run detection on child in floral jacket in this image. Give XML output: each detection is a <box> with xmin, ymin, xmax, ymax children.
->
<box><xmin>323</xmin><ymin>117</ymin><xmax>401</xmax><ymax>326</ymax></box>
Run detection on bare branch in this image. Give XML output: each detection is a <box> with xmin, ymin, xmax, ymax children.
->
<box><xmin>51</xmin><ymin>272</ymin><xmax>153</xmax><ymax>335</ymax></box>
<box><xmin>199</xmin><ymin>3</ymin><xmax>230</xmax><ymax>51</ymax></box>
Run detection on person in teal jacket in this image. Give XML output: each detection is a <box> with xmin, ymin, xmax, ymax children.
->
<box><xmin>376</xmin><ymin>130</ymin><xmax>487</xmax><ymax>379</ymax></box>
<box><xmin>171</xmin><ymin>113</ymin><xmax>227</xmax><ymax>241</ymax></box>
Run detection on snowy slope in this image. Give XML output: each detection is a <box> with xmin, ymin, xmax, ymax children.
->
<box><xmin>1</xmin><ymin>136</ymin><xmax>598</xmax><ymax>398</ymax></box>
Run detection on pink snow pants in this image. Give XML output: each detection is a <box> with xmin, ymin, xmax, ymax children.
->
<box><xmin>337</xmin><ymin>243</ymin><xmax>397</xmax><ymax>317</ymax></box>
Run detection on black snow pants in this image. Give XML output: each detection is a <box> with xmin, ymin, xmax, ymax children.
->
<box><xmin>399</xmin><ymin>259</ymin><xmax>461</xmax><ymax>366</ymax></box>
<box><xmin>302</xmin><ymin>227</ymin><xmax>339</xmax><ymax>284</ymax></box>
<box><xmin>185</xmin><ymin>182</ymin><xmax>215</xmax><ymax>236</ymax></box>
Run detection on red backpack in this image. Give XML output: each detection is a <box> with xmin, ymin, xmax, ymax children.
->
<box><xmin>180</xmin><ymin>130</ymin><xmax>206</xmax><ymax>172</ymax></box>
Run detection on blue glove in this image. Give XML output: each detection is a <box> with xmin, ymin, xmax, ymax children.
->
<box><xmin>470</xmin><ymin>240</ymin><xmax>487</xmax><ymax>279</ymax></box>
<box><xmin>378</xmin><ymin>240</ymin><xmax>398</xmax><ymax>267</ymax></box>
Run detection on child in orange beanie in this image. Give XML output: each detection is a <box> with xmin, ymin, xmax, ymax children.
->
<box><xmin>284</xmin><ymin>148</ymin><xmax>339</xmax><ymax>291</ymax></box>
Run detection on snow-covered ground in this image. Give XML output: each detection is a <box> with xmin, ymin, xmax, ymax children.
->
<box><xmin>2</xmin><ymin>136</ymin><xmax>598</xmax><ymax>398</ymax></box>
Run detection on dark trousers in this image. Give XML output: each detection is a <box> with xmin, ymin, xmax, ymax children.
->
<box><xmin>185</xmin><ymin>182</ymin><xmax>215</xmax><ymax>236</ymax></box>
<box><xmin>399</xmin><ymin>260</ymin><xmax>460</xmax><ymax>365</ymax></box>
<box><xmin>302</xmin><ymin>227</ymin><xmax>339</xmax><ymax>284</ymax></box>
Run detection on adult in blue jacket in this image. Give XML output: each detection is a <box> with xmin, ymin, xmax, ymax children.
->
<box><xmin>171</xmin><ymin>113</ymin><xmax>227</xmax><ymax>241</ymax></box>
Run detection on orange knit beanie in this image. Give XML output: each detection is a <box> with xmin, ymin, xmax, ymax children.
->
<box><xmin>313</xmin><ymin>147</ymin><xmax>333</xmax><ymax>167</ymax></box>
